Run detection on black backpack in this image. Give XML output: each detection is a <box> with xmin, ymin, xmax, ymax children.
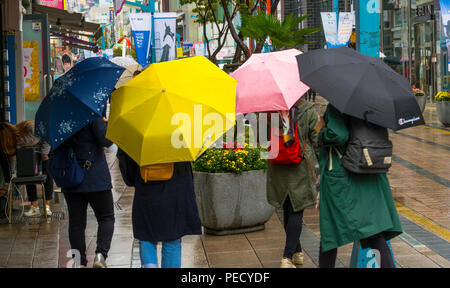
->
<box><xmin>341</xmin><ymin>117</ymin><xmax>393</xmax><ymax>174</ymax></box>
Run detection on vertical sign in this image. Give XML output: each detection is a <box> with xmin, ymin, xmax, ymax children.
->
<box><xmin>321</xmin><ymin>12</ymin><xmax>339</xmax><ymax>48</ymax></box>
<box><xmin>130</xmin><ymin>13</ymin><xmax>152</xmax><ymax>67</ymax></box>
<box><xmin>153</xmin><ymin>13</ymin><xmax>177</xmax><ymax>63</ymax></box>
<box><xmin>358</xmin><ymin>0</ymin><xmax>380</xmax><ymax>57</ymax></box>
<box><xmin>337</xmin><ymin>12</ymin><xmax>354</xmax><ymax>47</ymax></box>
<box><xmin>439</xmin><ymin>0</ymin><xmax>450</xmax><ymax>74</ymax></box>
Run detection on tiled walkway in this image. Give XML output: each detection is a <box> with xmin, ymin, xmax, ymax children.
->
<box><xmin>0</xmin><ymin>99</ymin><xmax>449</xmax><ymax>268</ymax></box>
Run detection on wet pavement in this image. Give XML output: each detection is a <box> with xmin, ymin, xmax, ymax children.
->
<box><xmin>0</xmin><ymin>99</ymin><xmax>449</xmax><ymax>268</ymax></box>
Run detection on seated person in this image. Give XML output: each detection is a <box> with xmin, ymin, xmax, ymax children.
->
<box><xmin>15</xmin><ymin>121</ymin><xmax>54</xmax><ymax>217</ymax></box>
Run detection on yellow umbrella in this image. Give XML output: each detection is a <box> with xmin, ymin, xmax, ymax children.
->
<box><xmin>106</xmin><ymin>56</ymin><xmax>237</xmax><ymax>166</ymax></box>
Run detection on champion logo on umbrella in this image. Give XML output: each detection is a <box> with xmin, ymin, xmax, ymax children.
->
<box><xmin>398</xmin><ymin>116</ymin><xmax>421</xmax><ymax>126</ymax></box>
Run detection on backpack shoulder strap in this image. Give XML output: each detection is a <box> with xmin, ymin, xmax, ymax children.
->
<box><xmin>328</xmin><ymin>146</ymin><xmax>343</xmax><ymax>171</ymax></box>
<box><xmin>296</xmin><ymin>124</ymin><xmax>315</xmax><ymax>180</ymax></box>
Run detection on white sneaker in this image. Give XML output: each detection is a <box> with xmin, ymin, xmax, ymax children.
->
<box><xmin>280</xmin><ymin>258</ymin><xmax>296</xmax><ymax>268</ymax></box>
<box><xmin>24</xmin><ymin>206</ymin><xmax>41</xmax><ymax>217</ymax></box>
<box><xmin>45</xmin><ymin>205</ymin><xmax>52</xmax><ymax>216</ymax></box>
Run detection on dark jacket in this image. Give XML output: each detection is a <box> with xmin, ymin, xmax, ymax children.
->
<box><xmin>267</xmin><ymin>101</ymin><xmax>319</xmax><ymax>212</ymax></box>
<box><xmin>318</xmin><ymin>104</ymin><xmax>402</xmax><ymax>252</ymax></box>
<box><xmin>117</xmin><ymin>148</ymin><xmax>202</xmax><ymax>242</ymax></box>
<box><xmin>62</xmin><ymin>117</ymin><xmax>113</xmax><ymax>193</ymax></box>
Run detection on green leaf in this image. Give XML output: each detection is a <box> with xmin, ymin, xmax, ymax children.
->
<box><xmin>239</xmin><ymin>13</ymin><xmax>321</xmax><ymax>51</ymax></box>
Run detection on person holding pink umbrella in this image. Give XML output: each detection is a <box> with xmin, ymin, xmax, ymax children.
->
<box><xmin>231</xmin><ymin>49</ymin><xmax>319</xmax><ymax>268</ymax></box>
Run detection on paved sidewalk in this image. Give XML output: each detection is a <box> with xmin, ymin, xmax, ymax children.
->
<box><xmin>1</xmin><ymin>100</ymin><xmax>449</xmax><ymax>268</ymax></box>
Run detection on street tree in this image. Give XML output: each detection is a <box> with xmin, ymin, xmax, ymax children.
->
<box><xmin>239</xmin><ymin>13</ymin><xmax>322</xmax><ymax>53</ymax></box>
<box><xmin>179</xmin><ymin>0</ymin><xmax>239</xmax><ymax>64</ymax></box>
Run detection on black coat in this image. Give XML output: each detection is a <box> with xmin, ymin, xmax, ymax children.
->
<box><xmin>62</xmin><ymin>117</ymin><xmax>113</xmax><ymax>193</ymax></box>
<box><xmin>117</xmin><ymin>149</ymin><xmax>202</xmax><ymax>242</ymax></box>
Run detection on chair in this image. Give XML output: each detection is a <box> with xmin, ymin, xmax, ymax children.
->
<box><xmin>7</xmin><ymin>175</ymin><xmax>47</xmax><ymax>224</ymax></box>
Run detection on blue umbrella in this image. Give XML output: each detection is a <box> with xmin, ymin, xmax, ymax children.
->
<box><xmin>35</xmin><ymin>57</ymin><xmax>125</xmax><ymax>149</ymax></box>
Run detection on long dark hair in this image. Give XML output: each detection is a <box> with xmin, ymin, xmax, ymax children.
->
<box><xmin>0</xmin><ymin>122</ymin><xmax>18</xmax><ymax>156</ymax></box>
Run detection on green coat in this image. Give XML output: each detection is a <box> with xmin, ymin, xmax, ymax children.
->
<box><xmin>319</xmin><ymin>104</ymin><xmax>402</xmax><ymax>252</ymax></box>
<box><xmin>266</xmin><ymin>102</ymin><xmax>319</xmax><ymax>212</ymax></box>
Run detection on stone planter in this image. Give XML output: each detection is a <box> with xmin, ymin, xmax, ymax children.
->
<box><xmin>193</xmin><ymin>170</ymin><xmax>275</xmax><ymax>235</ymax></box>
<box><xmin>415</xmin><ymin>95</ymin><xmax>426</xmax><ymax>113</ymax></box>
<box><xmin>437</xmin><ymin>101</ymin><xmax>450</xmax><ymax>126</ymax></box>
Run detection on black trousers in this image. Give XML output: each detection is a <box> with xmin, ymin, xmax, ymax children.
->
<box><xmin>319</xmin><ymin>233</ymin><xmax>395</xmax><ymax>268</ymax></box>
<box><xmin>63</xmin><ymin>190</ymin><xmax>115</xmax><ymax>266</ymax></box>
<box><xmin>283</xmin><ymin>196</ymin><xmax>304</xmax><ymax>258</ymax></box>
<box><xmin>26</xmin><ymin>159</ymin><xmax>54</xmax><ymax>202</ymax></box>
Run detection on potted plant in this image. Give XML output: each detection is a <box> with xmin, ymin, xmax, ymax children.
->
<box><xmin>413</xmin><ymin>86</ymin><xmax>426</xmax><ymax>113</ymax></box>
<box><xmin>192</xmin><ymin>141</ymin><xmax>274</xmax><ymax>235</ymax></box>
<box><xmin>436</xmin><ymin>91</ymin><xmax>450</xmax><ymax>126</ymax></box>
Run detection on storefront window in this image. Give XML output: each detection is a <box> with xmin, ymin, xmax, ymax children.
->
<box><xmin>382</xmin><ymin>0</ymin><xmax>445</xmax><ymax>99</ymax></box>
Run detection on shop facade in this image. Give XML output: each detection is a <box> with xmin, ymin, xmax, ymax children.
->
<box><xmin>381</xmin><ymin>0</ymin><xmax>449</xmax><ymax>101</ymax></box>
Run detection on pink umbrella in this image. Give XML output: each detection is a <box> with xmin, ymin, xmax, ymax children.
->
<box><xmin>231</xmin><ymin>49</ymin><xmax>310</xmax><ymax>114</ymax></box>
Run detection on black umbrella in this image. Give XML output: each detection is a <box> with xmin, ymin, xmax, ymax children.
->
<box><xmin>296</xmin><ymin>46</ymin><xmax>425</xmax><ymax>131</ymax></box>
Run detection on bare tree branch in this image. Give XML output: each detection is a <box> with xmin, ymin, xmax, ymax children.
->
<box><xmin>220</xmin><ymin>0</ymin><xmax>250</xmax><ymax>58</ymax></box>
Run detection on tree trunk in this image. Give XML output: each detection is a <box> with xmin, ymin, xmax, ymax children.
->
<box><xmin>211</xmin><ymin>27</ymin><xmax>230</xmax><ymax>65</ymax></box>
<box><xmin>254</xmin><ymin>41</ymin><xmax>265</xmax><ymax>54</ymax></box>
<box><xmin>233</xmin><ymin>44</ymin><xmax>242</xmax><ymax>64</ymax></box>
<box><xmin>270</xmin><ymin>0</ymin><xmax>280</xmax><ymax>16</ymax></box>
<box><xmin>220</xmin><ymin>0</ymin><xmax>251</xmax><ymax>59</ymax></box>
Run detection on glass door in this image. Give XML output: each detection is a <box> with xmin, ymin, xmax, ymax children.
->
<box><xmin>414</xmin><ymin>21</ymin><xmax>435</xmax><ymax>100</ymax></box>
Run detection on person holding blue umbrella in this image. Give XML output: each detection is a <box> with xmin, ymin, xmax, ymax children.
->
<box><xmin>35</xmin><ymin>57</ymin><xmax>125</xmax><ymax>268</ymax></box>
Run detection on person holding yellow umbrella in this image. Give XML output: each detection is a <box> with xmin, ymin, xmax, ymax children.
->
<box><xmin>110</xmin><ymin>56</ymin><xmax>237</xmax><ymax>268</ymax></box>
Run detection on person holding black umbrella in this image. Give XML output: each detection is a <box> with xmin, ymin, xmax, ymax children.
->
<box><xmin>317</xmin><ymin>104</ymin><xmax>402</xmax><ymax>268</ymax></box>
<box><xmin>295</xmin><ymin>46</ymin><xmax>427</xmax><ymax>268</ymax></box>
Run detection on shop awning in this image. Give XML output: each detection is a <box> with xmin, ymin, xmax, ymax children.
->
<box><xmin>32</xmin><ymin>4</ymin><xmax>102</xmax><ymax>40</ymax></box>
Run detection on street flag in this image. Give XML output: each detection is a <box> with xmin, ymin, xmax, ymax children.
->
<box><xmin>337</xmin><ymin>12</ymin><xmax>354</xmax><ymax>47</ymax></box>
<box><xmin>321</xmin><ymin>12</ymin><xmax>338</xmax><ymax>48</ymax></box>
<box><xmin>130</xmin><ymin>13</ymin><xmax>152</xmax><ymax>67</ymax></box>
<box><xmin>153</xmin><ymin>13</ymin><xmax>177</xmax><ymax>62</ymax></box>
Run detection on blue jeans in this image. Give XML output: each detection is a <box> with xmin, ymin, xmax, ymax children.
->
<box><xmin>139</xmin><ymin>239</ymin><xmax>182</xmax><ymax>268</ymax></box>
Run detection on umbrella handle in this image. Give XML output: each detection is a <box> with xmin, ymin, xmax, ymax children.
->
<box><xmin>363</xmin><ymin>111</ymin><xmax>372</xmax><ymax>123</ymax></box>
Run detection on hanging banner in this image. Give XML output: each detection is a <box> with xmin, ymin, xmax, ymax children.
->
<box><xmin>321</xmin><ymin>12</ymin><xmax>339</xmax><ymax>48</ymax></box>
<box><xmin>23</xmin><ymin>41</ymin><xmax>40</xmax><ymax>102</ymax></box>
<box><xmin>337</xmin><ymin>12</ymin><xmax>354</xmax><ymax>47</ymax></box>
<box><xmin>130</xmin><ymin>13</ymin><xmax>152</xmax><ymax>67</ymax></box>
<box><xmin>154</xmin><ymin>12</ymin><xmax>177</xmax><ymax>63</ymax></box>
<box><xmin>114</xmin><ymin>0</ymin><xmax>126</xmax><ymax>16</ymax></box>
<box><xmin>358</xmin><ymin>0</ymin><xmax>380</xmax><ymax>57</ymax></box>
